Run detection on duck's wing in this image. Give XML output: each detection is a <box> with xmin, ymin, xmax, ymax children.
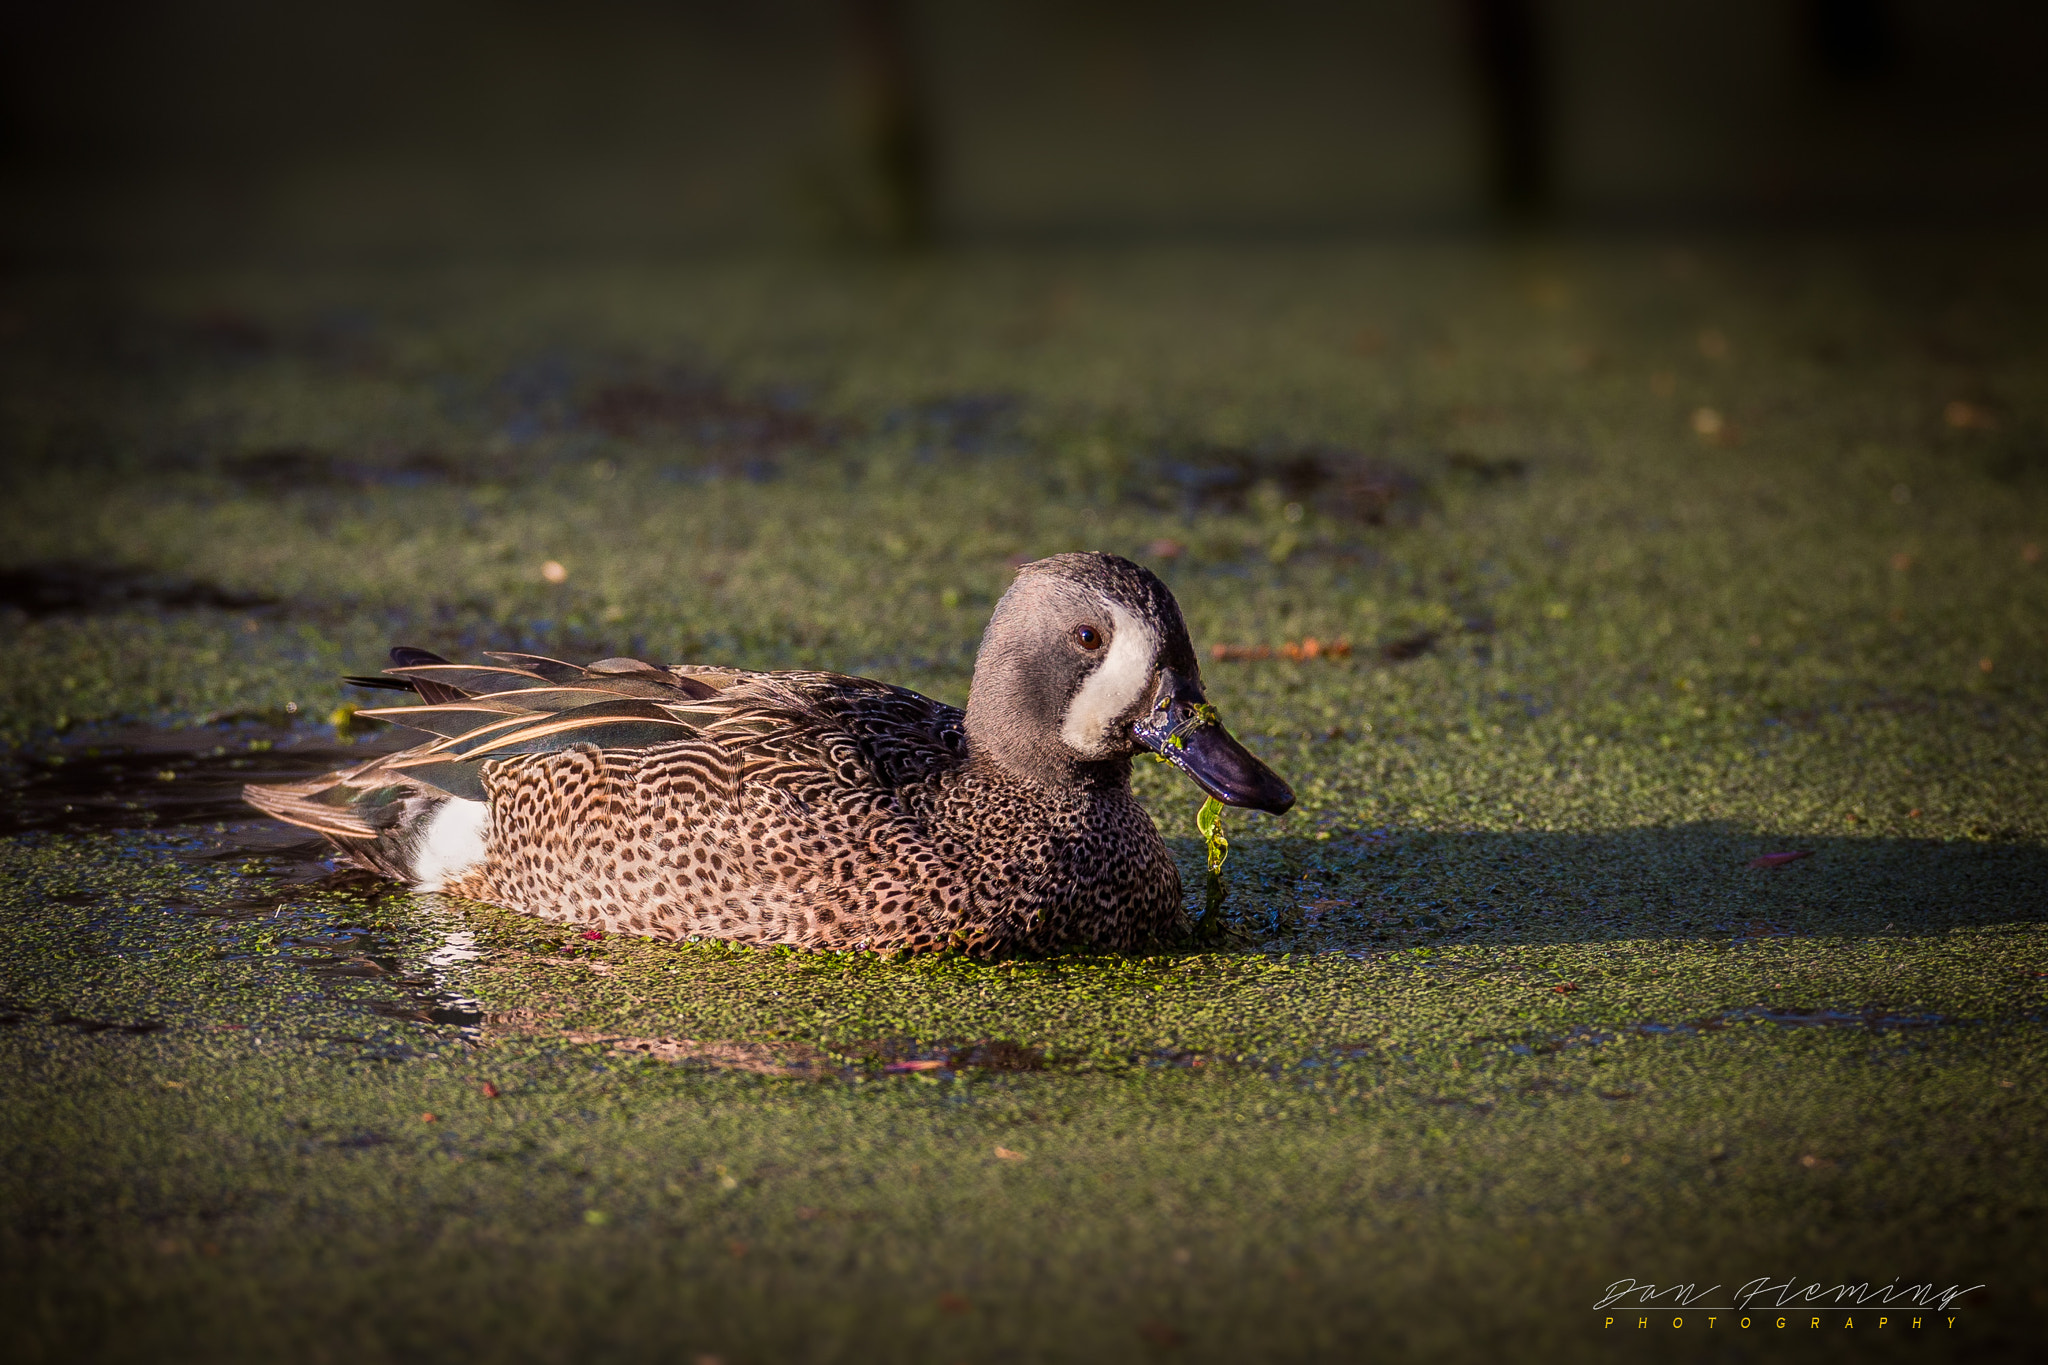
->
<box><xmin>244</xmin><ymin>647</ymin><xmax>721</xmax><ymax>813</ymax></box>
<box><xmin>351</xmin><ymin>649</ymin><xmax>752</xmax><ymax>788</ymax></box>
<box><xmin>260</xmin><ymin>650</ymin><xmax>962</xmax><ymax>814</ymax></box>
<box><xmin>243</xmin><ymin>647</ymin><xmax>742</xmax><ymax>876</ymax></box>
<box><xmin>643</xmin><ymin>668</ymin><xmax>968</xmax><ymax>798</ymax></box>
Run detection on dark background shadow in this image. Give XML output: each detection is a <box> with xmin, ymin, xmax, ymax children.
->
<box><xmin>4</xmin><ymin>0</ymin><xmax>2047</xmax><ymax>264</ymax></box>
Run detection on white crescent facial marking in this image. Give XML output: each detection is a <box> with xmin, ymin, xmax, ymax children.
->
<box><xmin>1059</xmin><ymin>601</ymin><xmax>1158</xmax><ymax>758</ymax></box>
<box><xmin>412</xmin><ymin>797</ymin><xmax>489</xmax><ymax>892</ymax></box>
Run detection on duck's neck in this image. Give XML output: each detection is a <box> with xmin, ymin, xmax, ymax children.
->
<box><xmin>963</xmin><ymin>656</ymin><xmax>1137</xmax><ymax>796</ymax></box>
<box><xmin>961</xmin><ymin>723</ymin><xmax>1131</xmax><ymax>799</ymax></box>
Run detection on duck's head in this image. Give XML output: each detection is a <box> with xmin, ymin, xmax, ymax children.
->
<box><xmin>966</xmin><ymin>552</ymin><xmax>1295</xmax><ymax>814</ymax></box>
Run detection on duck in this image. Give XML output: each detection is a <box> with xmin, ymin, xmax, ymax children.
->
<box><xmin>244</xmin><ymin>552</ymin><xmax>1294</xmax><ymax>955</ymax></box>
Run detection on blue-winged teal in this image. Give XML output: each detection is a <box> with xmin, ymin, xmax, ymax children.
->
<box><xmin>245</xmin><ymin>552</ymin><xmax>1293</xmax><ymax>953</ymax></box>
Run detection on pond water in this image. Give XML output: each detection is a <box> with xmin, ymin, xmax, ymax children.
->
<box><xmin>2</xmin><ymin>723</ymin><xmax>492</xmax><ymax>1051</ymax></box>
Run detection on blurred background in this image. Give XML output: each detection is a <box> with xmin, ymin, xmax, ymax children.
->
<box><xmin>1</xmin><ymin>0</ymin><xmax>2043</xmax><ymax>732</ymax></box>
<box><xmin>5</xmin><ymin>0</ymin><xmax>2046</xmax><ymax>262</ymax></box>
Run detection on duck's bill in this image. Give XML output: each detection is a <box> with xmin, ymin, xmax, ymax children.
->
<box><xmin>1132</xmin><ymin>674</ymin><xmax>1295</xmax><ymax>815</ymax></box>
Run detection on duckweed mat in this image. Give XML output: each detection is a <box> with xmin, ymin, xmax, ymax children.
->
<box><xmin>2</xmin><ymin>238</ymin><xmax>2045</xmax><ymax>1361</ymax></box>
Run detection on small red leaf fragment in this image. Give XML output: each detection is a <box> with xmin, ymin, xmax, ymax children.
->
<box><xmin>1747</xmin><ymin>850</ymin><xmax>1813</xmax><ymax>870</ymax></box>
<box><xmin>1211</xmin><ymin>640</ymin><xmax>1351</xmax><ymax>662</ymax></box>
<box><xmin>481</xmin><ymin>1082</ymin><xmax>500</xmax><ymax>1098</ymax></box>
<box><xmin>1552</xmin><ymin>982</ymin><xmax>1576</xmax><ymax>994</ymax></box>
<box><xmin>581</xmin><ymin>929</ymin><xmax>604</xmax><ymax>941</ymax></box>
<box><xmin>420</xmin><ymin>1112</ymin><xmax>438</xmax><ymax>1123</ymax></box>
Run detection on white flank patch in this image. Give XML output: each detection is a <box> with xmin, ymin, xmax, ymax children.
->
<box><xmin>1059</xmin><ymin>601</ymin><xmax>1158</xmax><ymax>757</ymax></box>
<box><xmin>411</xmin><ymin>798</ymin><xmax>489</xmax><ymax>892</ymax></box>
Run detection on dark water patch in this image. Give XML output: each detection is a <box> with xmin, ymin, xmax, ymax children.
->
<box><xmin>190</xmin><ymin>866</ymin><xmax>394</xmax><ymax>921</ymax></box>
<box><xmin>883</xmin><ymin>392</ymin><xmax>1024</xmax><ymax>458</ymax></box>
<box><xmin>0</xmin><ymin>726</ymin><xmax>407</xmax><ymax>839</ymax></box>
<box><xmin>305</xmin><ymin>956</ymin><xmax>398</xmax><ymax>981</ymax></box>
<box><xmin>1498</xmin><ymin>1007</ymin><xmax>1958</xmax><ymax>1057</ymax></box>
<box><xmin>177</xmin><ymin>309</ymin><xmax>387</xmax><ymax>371</ymax></box>
<box><xmin>5</xmin><ymin>725</ymin><xmax>485</xmax><ymax>1051</ymax></box>
<box><xmin>42</xmin><ymin>1009</ymin><xmax>166</xmax><ymax>1035</ymax></box>
<box><xmin>1446</xmin><ymin>452</ymin><xmax>1529</xmax><ymax>482</ymax></box>
<box><xmin>1377</xmin><ymin>631</ymin><xmax>1438</xmax><ymax>662</ymax></box>
<box><xmin>0</xmin><ymin>563</ymin><xmax>278</xmax><ymax>618</ymax></box>
<box><xmin>1425</xmin><ymin>1092</ymin><xmax>1497</xmax><ymax>1112</ymax></box>
<box><xmin>654</xmin><ymin>458</ymin><xmax>781</xmax><ymax>486</ymax></box>
<box><xmin>522</xmin><ymin>1029</ymin><xmax>1066</xmax><ymax>1081</ymax></box>
<box><xmin>581</xmin><ymin>369</ymin><xmax>839</xmax><ymax>458</ymax></box>
<box><xmin>328</xmin><ymin>1131</ymin><xmax>398</xmax><ymax>1150</ymax></box>
<box><xmin>369</xmin><ymin>1001</ymin><xmax>486</xmax><ymax>1027</ymax></box>
<box><xmin>216</xmin><ymin>446</ymin><xmax>490</xmax><ymax>492</ymax></box>
<box><xmin>1151</xmin><ymin>444</ymin><xmax>1425</xmax><ymax>523</ymax></box>
<box><xmin>950</xmin><ymin>1038</ymin><xmax>1047</xmax><ymax>1072</ymax></box>
<box><xmin>1704</xmin><ymin>1005</ymin><xmax>1954</xmax><ymax>1030</ymax></box>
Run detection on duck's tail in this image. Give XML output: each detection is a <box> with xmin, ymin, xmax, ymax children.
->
<box><xmin>243</xmin><ymin>757</ymin><xmax>489</xmax><ymax>892</ymax></box>
<box><xmin>245</xmin><ymin>645</ymin><xmax>492</xmax><ymax>890</ymax></box>
<box><xmin>246</xmin><ymin>640</ymin><xmax>724</xmax><ymax>889</ymax></box>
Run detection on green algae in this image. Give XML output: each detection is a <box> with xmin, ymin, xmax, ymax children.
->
<box><xmin>1196</xmin><ymin>795</ymin><xmax>1229</xmax><ymax>875</ymax></box>
<box><xmin>2</xmin><ymin>238</ymin><xmax>2046</xmax><ymax>1359</ymax></box>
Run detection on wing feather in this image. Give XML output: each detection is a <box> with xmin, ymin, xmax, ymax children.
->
<box><xmin>451</xmin><ymin>699</ymin><xmax>702</xmax><ymax>759</ymax></box>
<box><xmin>381</xmin><ymin>664</ymin><xmax>553</xmax><ymax>694</ymax></box>
<box><xmin>478</xmin><ymin>651</ymin><xmax>590</xmax><ymax>684</ymax></box>
<box><xmin>242</xmin><ymin>778</ymin><xmax>387</xmax><ymax>839</ymax></box>
<box><xmin>352</xmin><ymin>701</ymin><xmax>532</xmax><ymax>740</ymax></box>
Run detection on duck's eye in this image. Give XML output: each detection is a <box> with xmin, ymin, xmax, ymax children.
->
<box><xmin>1073</xmin><ymin>624</ymin><xmax>1104</xmax><ymax>651</ymax></box>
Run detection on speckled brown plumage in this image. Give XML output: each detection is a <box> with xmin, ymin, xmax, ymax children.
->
<box><xmin>244</xmin><ymin>553</ymin><xmax>1292</xmax><ymax>955</ymax></box>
